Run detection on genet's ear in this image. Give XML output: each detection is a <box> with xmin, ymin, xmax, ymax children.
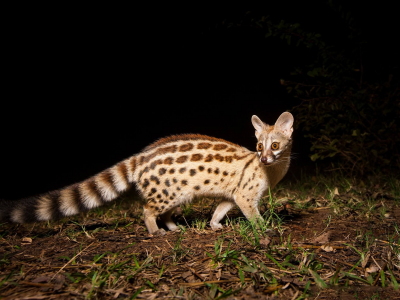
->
<box><xmin>275</xmin><ymin>112</ymin><xmax>294</xmax><ymax>138</ymax></box>
<box><xmin>251</xmin><ymin>115</ymin><xmax>266</xmax><ymax>139</ymax></box>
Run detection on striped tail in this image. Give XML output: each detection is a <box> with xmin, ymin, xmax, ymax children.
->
<box><xmin>0</xmin><ymin>156</ymin><xmax>137</xmax><ymax>223</ymax></box>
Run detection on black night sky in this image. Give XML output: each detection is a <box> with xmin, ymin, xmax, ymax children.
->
<box><xmin>1</xmin><ymin>2</ymin><xmax>399</xmax><ymax>200</ymax></box>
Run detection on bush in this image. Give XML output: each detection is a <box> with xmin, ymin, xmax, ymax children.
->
<box><xmin>251</xmin><ymin>4</ymin><xmax>400</xmax><ymax>175</ymax></box>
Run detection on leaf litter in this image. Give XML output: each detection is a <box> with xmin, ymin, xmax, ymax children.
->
<box><xmin>0</xmin><ymin>176</ymin><xmax>399</xmax><ymax>299</ymax></box>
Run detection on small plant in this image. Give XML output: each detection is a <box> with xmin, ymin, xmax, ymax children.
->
<box><xmin>206</xmin><ymin>237</ymin><xmax>238</xmax><ymax>267</ymax></box>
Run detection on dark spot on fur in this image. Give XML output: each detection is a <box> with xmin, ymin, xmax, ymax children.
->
<box><xmin>157</xmin><ymin>194</ymin><xmax>162</xmax><ymax>199</ymax></box>
<box><xmin>227</xmin><ymin>147</ymin><xmax>237</xmax><ymax>152</ymax></box>
<box><xmin>150</xmin><ymin>175</ymin><xmax>160</xmax><ymax>185</ymax></box>
<box><xmin>150</xmin><ymin>159</ymin><xmax>162</xmax><ymax>170</ymax></box>
<box><xmin>231</xmin><ymin>172</ymin><xmax>236</xmax><ymax>176</ymax></box>
<box><xmin>159</xmin><ymin>199</ymin><xmax>163</xmax><ymax>203</ymax></box>
<box><xmin>225</xmin><ymin>156</ymin><xmax>233</xmax><ymax>163</ymax></box>
<box><xmin>139</xmin><ymin>167</ymin><xmax>149</xmax><ymax>179</ymax></box>
<box><xmin>213</xmin><ymin>144</ymin><xmax>228</xmax><ymax>151</ymax></box>
<box><xmin>194</xmin><ymin>186</ymin><xmax>200</xmax><ymax>190</ymax></box>
<box><xmin>190</xmin><ymin>169</ymin><xmax>196</xmax><ymax>176</ymax></box>
<box><xmin>249</xmin><ymin>186</ymin><xmax>253</xmax><ymax>190</ymax></box>
<box><xmin>176</xmin><ymin>155</ymin><xmax>188</xmax><ymax>163</ymax></box>
<box><xmin>179</xmin><ymin>143</ymin><xmax>194</xmax><ymax>152</ymax></box>
<box><xmin>190</xmin><ymin>154</ymin><xmax>203</xmax><ymax>161</ymax></box>
<box><xmin>243</xmin><ymin>183</ymin><xmax>248</xmax><ymax>189</ymax></box>
<box><xmin>204</xmin><ymin>154</ymin><xmax>213</xmax><ymax>162</ymax></box>
<box><xmin>197</xmin><ymin>142</ymin><xmax>212</xmax><ymax>149</ymax></box>
<box><xmin>164</xmin><ymin>157</ymin><xmax>174</xmax><ymax>165</ymax></box>
<box><xmin>181</xmin><ymin>180</ymin><xmax>188</xmax><ymax>185</ymax></box>
<box><xmin>198</xmin><ymin>166</ymin><xmax>204</xmax><ymax>171</ymax></box>
<box><xmin>214</xmin><ymin>154</ymin><xmax>224</xmax><ymax>162</ymax></box>
<box><xmin>173</xmin><ymin>178</ymin><xmax>178</xmax><ymax>183</ymax></box>
<box><xmin>169</xmin><ymin>168</ymin><xmax>175</xmax><ymax>174</ymax></box>
<box><xmin>177</xmin><ymin>187</ymin><xmax>181</xmax><ymax>191</ymax></box>
<box><xmin>204</xmin><ymin>180</ymin><xmax>210</xmax><ymax>184</ymax></box>
<box><xmin>165</xmin><ymin>179</ymin><xmax>170</xmax><ymax>187</ymax></box>
<box><xmin>162</xmin><ymin>189</ymin><xmax>169</xmax><ymax>196</ymax></box>
<box><xmin>220</xmin><ymin>178</ymin><xmax>224</xmax><ymax>182</ymax></box>
<box><xmin>207</xmin><ymin>168</ymin><xmax>212</xmax><ymax>173</ymax></box>
<box><xmin>223</xmin><ymin>171</ymin><xmax>228</xmax><ymax>176</ymax></box>
<box><xmin>150</xmin><ymin>188</ymin><xmax>157</xmax><ymax>195</ymax></box>
<box><xmin>142</xmin><ymin>179</ymin><xmax>150</xmax><ymax>189</ymax></box>
<box><xmin>214</xmin><ymin>168</ymin><xmax>220</xmax><ymax>175</ymax></box>
<box><xmin>179</xmin><ymin>167</ymin><xmax>186</xmax><ymax>174</ymax></box>
<box><xmin>164</xmin><ymin>200</ymin><xmax>169</xmax><ymax>204</ymax></box>
<box><xmin>159</xmin><ymin>168</ymin><xmax>167</xmax><ymax>175</ymax></box>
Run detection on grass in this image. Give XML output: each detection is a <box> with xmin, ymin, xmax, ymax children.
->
<box><xmin>0</xmin><ymin>173</ymin><xmax>399</xmax><ymax>299</ymax></box>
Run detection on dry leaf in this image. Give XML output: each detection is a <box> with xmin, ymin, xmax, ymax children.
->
<box><xmin>320</xmin><ymin>244</ymin><xmax>334</xmax><ymax>252</ymax></box>
<box><xmin>366</xmin><ymin>264</ymin><xmax>379</xmax><ymax>273</ymax></box>
<box><xmin>311</xmin><ymin>232</ymin><xmax>331</xmax><ymax>244</ymax></box>
<box><xmin>334</xmin><ymin>187</ymin><xmax>339</xmax><ymax>196</ymax></box>
<box><xmin>260</xmin><ymin>237</ymin><xmax>271</xmax><ymax>247</ymax></box>
<box><xmin>361</xmin><ymin>252</ymin><xmax>371</xmax><ymax>268</ymax></box>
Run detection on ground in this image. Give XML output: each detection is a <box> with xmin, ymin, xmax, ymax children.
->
<box><xmin>1</xmin><ymin>174</ymin><xmax>399</xmax><ymax>299</ymax></box>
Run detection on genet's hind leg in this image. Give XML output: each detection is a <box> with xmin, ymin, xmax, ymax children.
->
<box><xmin>210</xmin><ymin>200</ymin><xmax>235</xmax><ymax>230</ymax></box>
<box><xmin>160</xmin><ymin>208</ymin><xmax>179</xmax><ymax>231</ymax></box>
<box><xmin>143</xmin><ymin>206</ymin><xmax>160</xmax><ymax>234</ymax></box>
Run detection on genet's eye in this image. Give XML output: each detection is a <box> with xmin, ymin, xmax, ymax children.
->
<box><xmin>271</xmin><ymin>142</ymin><xmax>279</xmax><ymax>150</ymax></box>
<box><xmin>257</xmin><ymin>143</ymin><xmax>263</xmax><ymax>151</ymax></box>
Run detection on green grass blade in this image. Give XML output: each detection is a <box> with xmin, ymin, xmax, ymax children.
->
<box><xmin>308</xmin><ymin>269</ymin><xmax>328</xmax><ymax>289</ymax></box>
<box><xmin>265</xmin><ymin>252</ymin><xmax>285</xmax><ymax>270</ymax></box>
<box><xmin>388</xmin><ymin>266</ymin><xmax>399</xmax><ymax>290</ymax></box>
<box><xmin>342</xmin><ymin>272</ymin><xmax>371</xmax><ymax>285</ymax></box>
<box><xmin>130</xmin><ymin>286</ymin><xmax>145</xmax><ymax>299</ymax></box>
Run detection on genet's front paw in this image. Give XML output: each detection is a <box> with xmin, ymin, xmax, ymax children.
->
<box><xmin>210</xmin><ymin>222</ymin><xmax>223</xmax><ymax>231</ymax></box>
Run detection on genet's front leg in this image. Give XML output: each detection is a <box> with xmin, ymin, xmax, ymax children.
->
<box><xmin>210</xmin><ymin>200</ymin><xmax>235</xmax><ymax>230</ymax></box>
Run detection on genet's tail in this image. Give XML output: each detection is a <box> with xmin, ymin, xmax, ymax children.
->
<box><xmin>0</xmin><ymin>156</ymin><xmax>137</xmax><ymax>223</ymax></box>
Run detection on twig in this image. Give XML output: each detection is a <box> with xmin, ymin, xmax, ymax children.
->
<box><xmin>179</xmin><ymin>278</ymin><xmax>252</xmax><ymax>286</ymax></box>
<box><xmin>376</xmin><ymin>239</ymin><xmax>400</xmax><ymax>247</ymax></box>
<box><xmin>318</xmin><ymin>253</ymin><xmax>363</xmax><ymax>271</ymax></box>
<box><xmin>20</xmin><ymin>281</ymin><xmax>54</xmax><ymax>287</ymax></box>
<box><xmin>373</xmin><ymin>263</ymin><xmax>387</xmax><ymax>286</ymax></box>
<box><xmin>187</xmin><ymin>266</ymin><xmax>206</xmax><ymax>281</ymax></box>
<box><xmin>51</xmin><ymin>242</ymin><xmax>94</xmax><ymax>280</ymax></box>
<box><xmin>371</xmin><ymin>256</ymin><xmax>382</xmax><ymax>270</ymax></box>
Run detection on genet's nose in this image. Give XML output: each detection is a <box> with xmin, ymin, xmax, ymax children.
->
<box><xmin>261</xmin><ymin>157</ymin><xmax>267</xmax><ymax>163</ymax></box>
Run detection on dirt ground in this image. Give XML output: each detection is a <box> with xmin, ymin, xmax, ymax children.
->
<box><xmin>1</xmin><ymin>180</ymin><xmax>400</xmax><ymax>299</ymax></box>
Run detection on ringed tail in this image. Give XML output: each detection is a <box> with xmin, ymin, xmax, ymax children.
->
<box><xmin>0</xmin><ymin>156</ymin><xmax>137</xmax><ymax>223</ymax></box>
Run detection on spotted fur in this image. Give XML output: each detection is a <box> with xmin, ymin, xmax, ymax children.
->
<box><xmin>0</xmin><ymin>113</ymin><xmax>294</xmax><ymax>234</ymax></box>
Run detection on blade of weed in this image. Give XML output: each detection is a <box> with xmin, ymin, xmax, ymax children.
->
<box><xmin>265</xmin><ymin>252</ymin><xmax>285</xmax><ymax>270</ymax></box>
<box><xmin>308</xmin><ymin>269</ymin><xmax>327</xmax><ymax>289</ymax></box>
<box><xmin>130</xmin><ymin>286</ymin><xmax>145</xmax><ymax>299</ymax></box>
<box><xmin>342</xmin><ymin>272</ymin><xmax>371</xmax><ymax>285</ymax></box>
<box><xmin>388</xmin><ymin>266</ymin><xmax>399</xmax><ymax>290</ymax></box>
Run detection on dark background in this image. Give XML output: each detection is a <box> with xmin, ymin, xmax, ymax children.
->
<box><xmin>1</xmin><ymin>2</ymin><xmax>398</xmax><ymax>200</ymax></box>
